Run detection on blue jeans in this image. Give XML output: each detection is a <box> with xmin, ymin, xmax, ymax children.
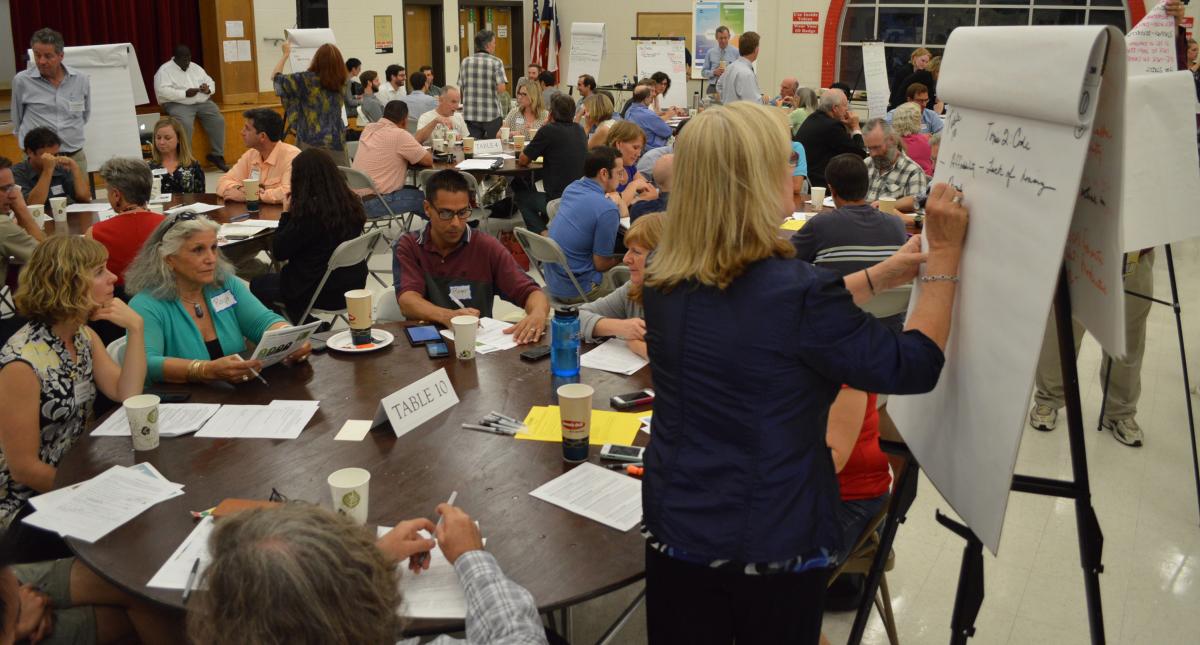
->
<box><xmin>364</xmin><ymin>188</ymin><xmax>425</xmax><ymax>219</ymax></box>
<box><xmin>834</xmin><ymin>494</ymin><xmax>888</xmax><ymax>563</ymax></box>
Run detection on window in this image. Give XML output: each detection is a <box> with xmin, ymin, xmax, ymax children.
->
<box><xmin>835</xmin><ymin>1</ymin><xmax>1130</xmax><ymax>89</ymax></box>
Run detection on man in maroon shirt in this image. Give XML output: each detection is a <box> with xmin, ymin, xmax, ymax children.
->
<box><xmin>392</xmin><ymin>170</ymin><xmax>549</xmax><ymax>343</ymax></box>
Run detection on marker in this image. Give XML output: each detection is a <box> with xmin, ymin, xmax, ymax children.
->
<box><xmin>234</xmin><ymin>355</ymin><xmax>268</xmax><ymax>386</ymax></box>
<box><xmin>190</xmin><ymin>506</ymin><xmax>216</xmax><ymax>520</ymax></box>
<box><xmin>450</xmin><ymin>295</ymin><xmax>466</xmax><ymax>309</ymax></box>
<box><xmin>489</xmin><ymin>411</ymin><xmax>526</xmax><ymax>427</ymax></box>
<box><xmin>482</xmin><ymin>416</ymin><xmax>525</xmax><ymax>432</ymax></box>
<box><xmin>606</xmin><ymin>463</ymin><xmax>644</xmax><ymax>478</ymax></box>
<box><xmin>422</xmin><ymin>491</ymin><xmax>458</xmax><ymax>566</ymax></box>
<box><xmin>462</xmin><ymin>423</ymin><xmax>515</xmax><ymax>436</ymax></box>
<box><xmin>181</xmin><ymin>557</ymin><xmax>200</xmax><ymax>602</ymax></box>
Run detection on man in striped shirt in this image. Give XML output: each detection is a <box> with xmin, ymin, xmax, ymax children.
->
<box><xmin>458</xmin><ymin>30</ymin><xmax>509</xmax><ymax>139</ymax></box>
<box><xmin>792</xmin><ymin>153</ymin><xmax>907</xmax><ymax>328</ymax></box>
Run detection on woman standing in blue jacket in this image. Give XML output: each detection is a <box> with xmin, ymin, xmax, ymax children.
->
<box><xmin>641</xmin><ymin>101</ymin><xmax>968</xmax><ymax>643</ymax></box>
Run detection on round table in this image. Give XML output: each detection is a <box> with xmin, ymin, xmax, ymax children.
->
<box><xmin>48</xmin><ymin>194</ymin><xmax>284</xmax><ymax>235</ymax></box>
<box><xmin>55</xmin><ymin>322</ymin><xmax>652</xmax><ymax>635</ymax></box>
<box><xmin>431</xmin><ymin>144</ymin><xmax>543</xmax><ymax>178</ymax></box>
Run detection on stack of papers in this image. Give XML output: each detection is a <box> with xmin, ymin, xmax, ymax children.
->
<box><xmin>194</xmin><ymin>400</ymin><xmax>319</xmax><ymax>439</ymax></box>
<box><xmin>23</xmin><ymin>465</ymin><xmax>184</xmax><ymax>542</ymax></box>
<box><xmin>150</xmin><ymin>193</ymin><xmax>173</xmax><ymax>204</ymax></box>
<box><xmin>474</xmin><ymin>152</ymin><xmax>515</xmax><ymax>160</ymax></box>
<box><xmin>64</xmin><ymin>203</ymin><xmax>113</xmax><ymax>213</ymax></box>
<box><xmin>516</xmin><ymin>406</ymin><xmax>642</xmax><ymax>446</ymax></box>
<box><xmin>91</xmin><ymin>403</ymin><xmax>222</xmax><ymax>437</ymax></box>
<box><xmin>238</xmin><ymin>219</ymin><xmax>280</xmax><ymax>228</ymax></box>
<box><xmin>530</xmin><ymin>463</ymin><xmax>642</xmax><ymax>531</ymax></box>
<box><xmin>166</xmin><ymin>202</ymin><xmax>224</xmax><ymax>215</ymax></box>
<box><xmin>781</xmin><ymin>213</ymin><xmax>807</xmax><ymax>231</ymax></box>
<box><xmin>218</xmin><ymin>223</ymin><xmax>272</xmax><ymax>244</ymax></box>
<box><xmin>148</xmin><ymin>516</ymin><xmax>215</xmax><ymax>589</ymax></box>
<box><xmin>377</xmin><ymin>527</ymin><xmax>485</xmax><ymax>619</ymax></box>
<box><xmin>439</xmin><ymin>317</ymin><xmax>518</xmax><ymax>354</ymax></box>
<box><xmin>580</xmin><ymin>338</ymin><xmax>648</xmax><ymax>375</ymax></box>
<box><xmin>456</xmin><ymin>159</ymin><xmax>502</xmax><ymax>171</ymax></box>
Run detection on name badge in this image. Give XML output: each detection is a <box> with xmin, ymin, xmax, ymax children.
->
<box><xmin>249</xmin><ymin>168</ymin><xmax>261</xmax><ymax>182</ymax></box>
<box><xmin>210</xmin><ymin>290</ymin><xmax>237</xmax><ymax>313</ymax></box>
<box><xmin>68</xmin><ymin>100</ymin><xmax>85</xmax><ymax>113</ymax></box>
<box><xmin>50</xmin><ymin>184</ymin><xmax>65</xmax><ymax>196</ymax></box>
<box><xmin>449</xmin><ymin>284</ymin><xmax>472</xmax><ymax>303</ymax></box>
<box><xmin>151</xmin><ymin>167</ymin><xmax>168</xmax><ymax>176</ymax></box>
<box><xmin>74</xmin><ymin>379</ymin><xmax>95</xmax><ymax>407</ymax></box>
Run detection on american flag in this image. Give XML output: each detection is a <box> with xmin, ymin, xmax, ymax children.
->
<box><xmin>529</xmin><ymin>0</ymin><xmax>561</xmax><ymax>82</ymax></box>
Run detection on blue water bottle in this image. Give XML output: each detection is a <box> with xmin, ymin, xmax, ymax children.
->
<box><xmin>550</xmin><ymin>307</ymin><xmax>581</xmax><ymax>377</ymax></box>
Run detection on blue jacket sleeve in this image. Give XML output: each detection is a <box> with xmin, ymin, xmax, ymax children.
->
<box><xmin>795</xmin><ymin>268</ymin><xmax>944</xmax><ymax>394</ymax></box>
<box><xmin>228</xmin><ymin>278</ymin><xmax>286</xmax><ymax>343</ymax></box>
<box><xmin>130</xmin><ymin>294</ymin><xmax>169</xmax><ymax>383</ymax></box>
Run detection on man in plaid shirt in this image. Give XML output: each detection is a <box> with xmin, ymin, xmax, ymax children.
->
<box><xmin>862</xmin><ymin>118</ymin><xmax>927</xmax><ymax>201</ymax></box>
<box><xmin>459</xmin><ymin>30</ymin><xmax>509</xmax><ymax>139</ymax></box>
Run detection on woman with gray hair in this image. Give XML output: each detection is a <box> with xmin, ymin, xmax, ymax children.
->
<box><xmin>788</xmin><ymin>87</ymin><xmax>819</xmax><ymax>135</ymax></box>
<box><xmin>85</xmin><ymin>158</ymin><xmax>165</xmax><ymax>288</ymax></box>
<box><xmin>892</xmin><ymin>102</ymin><xmax>933</xmax><ymax>176</ymax></box>
<box><xmin>125</xmin><ymin>213</ymin><xmax>310</xmax><ymax>384</ymax></box>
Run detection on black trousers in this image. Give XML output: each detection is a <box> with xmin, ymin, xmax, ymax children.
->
<box><xmin>466</xmin><ymin>117</ymin><xmax>503</xmax><ymax>139</ymax></box>
<box><xmin>645</xmin><ymin>542</ymin><xmax>830</xmax><ymax>645</ymax></box>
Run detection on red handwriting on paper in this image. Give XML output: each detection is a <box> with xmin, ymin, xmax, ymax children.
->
<box><xmin>1065</xmin><ymin>229</ymin><xmax>1108</xmax><ymax>295</ymax></box>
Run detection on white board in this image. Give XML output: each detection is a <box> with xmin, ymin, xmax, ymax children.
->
<box><xmin>1121</xmin><ymin>72</ymin><xmax>1200</xmax><ymax>250</ymax></box>
<box><xmin>636</xmin><ymin>40</ymin><xmax>688</xmax><ymax>109</ymax></box>
<box><xmin>862</xmin><ymin>42</ymin><xmax>889</xmax><ymax>119</ymax></box>
<box><xmin>888</xmin><ymin>25</ymin><xmax>1117</xmax><ymax>554</ymax></box>
<box><xmin>568</xmin><ymin>23</ymin><xmax>605</xmax><ymax>88</ymax></box>
<box><xmin>26</xmin><ymin>44</ymin><xmax>148</xmax><ymax>172</ymax></box>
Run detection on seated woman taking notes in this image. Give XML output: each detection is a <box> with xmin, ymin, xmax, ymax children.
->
<box><xmin>0</xmin><ymin>236</ymin><xmax>147</xmax><ymax>562</ymax></box>
<box><xmin>578</xmin><ymin>213</ymin><xmax>665</xmax><ymax>359</ymax></box>
<box><xmin>124</xmin><ymin>214</ymin><xmax>311</xmax><ymax>384</ymax></box>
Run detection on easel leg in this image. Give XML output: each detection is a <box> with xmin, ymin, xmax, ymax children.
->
<box><xmin>1164</xmin><ymin>245</ymin><xmax>1200</xmax><ymax>523</ymax></box>
<box><xmin>935</xmin><ymin>511</ymin><xmax>984</xmax><ymax>645</ymax></box>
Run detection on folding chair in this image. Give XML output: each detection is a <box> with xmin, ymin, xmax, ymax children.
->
<box><xmin>283</xmin><ymin>230</ymin><xmax>383</xmax><ymax>328</ymax></box>
<box><xmin>513</xmin><ymin>227</ymin><xmax>600</xmax><ymax>305</ymax></box>
<box><xmin>374</xmin><ymin>290</ymin><xmax>406</xmax><ymax>323</ymax></box>
<box><xmin>546</xmin><ymin>198</ymin><xmax>563</xmax><ymax>224</ymax></box>
<box><xmin>106</xmin><ymin>336</ymin><xmax>127</xmax><ymax>366</ymax></box>
<box><xmin>338</xmin><ymin>166</ymin><xmax>416</xmax><ymax>234</ymax></box>
<box><xmin>827</xmin><ymin>505</ymin><xmax>900</xmax><ymax>645</ymax></box>
<box><xmin>346</xmin><ymin>141</ymin><xmax>359</xmax><ymax>164</ymax></box>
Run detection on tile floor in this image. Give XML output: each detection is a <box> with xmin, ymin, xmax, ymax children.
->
<box><xmin>227</xmin><ymin>175</ymin><xmax>1200</xmax><ymax>644</ymax></box>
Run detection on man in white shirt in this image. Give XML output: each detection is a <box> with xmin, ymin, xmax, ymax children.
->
<box><xmin>378</xmin><ymin>64</ymin><xmax>408</xmax><ymax>104</ymax></box>
<box><xmin>415</xmin><ymin>86</ymin><xmax>471</xmax><ymax>144</ymax></box>
<box><xmin>153</xmin><ymin>45</ymin><xmax>228</xmax><ymax>171</ymax></box>
<box><xmin>716</xmin><ymin>31</ymin><xmax>765</xmax><ymax>105</ymax></box>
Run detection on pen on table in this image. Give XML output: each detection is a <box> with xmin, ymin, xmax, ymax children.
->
<box><xmin>181</xmin><ymin>557</ymin><xmax>200</xmax><ymax>602</ymax></box>
<box><xmin>462</xmin><ymin>423</ymin><xmax>516</xmax><ymax>436</ymax></box>
<box><xmin>422</xmin><ymin>491</ymin><xmax>459</xmax><ymax>566</ymax></box>
<box><xmin>489</xmin><ymin>411</ymin><xmax>527</xmax><ymax>428</ymax></box>
<box><xmin>234</xmin><ymin>355</ymin><xmax>269</xmax><ymax>386</ymax></box>
<box><xmin>482</xmin><ymin>415</ymin><xmax>525</xmax><ymax>432</ymax></box>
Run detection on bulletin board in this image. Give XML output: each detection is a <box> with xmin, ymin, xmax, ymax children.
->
<box><xmin>637</xmin><ymin>13</ymin><xmax>693</xmax><ymax>77</ymax></box>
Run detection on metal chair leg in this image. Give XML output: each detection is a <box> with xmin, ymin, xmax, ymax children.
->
<box><xmin>878</xmin><ymin>573</ymin><xmax>900</xmax><ymax>645</ymax></box>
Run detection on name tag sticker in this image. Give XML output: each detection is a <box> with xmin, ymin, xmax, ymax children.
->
<box><xmin>248</xmin><ymin>168</ymin><xmax>261</xmax><ymax>182</ymax></box>
<box><xmin>210</xmin><ymin>290</ymin><xmax>237</xmax><ymax>312</ymax></box>
<box><xmin>74</xmin><ymin>379</ymin><xmax>95</xmax><ymax>407</ymax></box>
<box><xmin>449</xmin><ymin>284</ymin><xmax>472</xmax><ymax>302</ymax></box>
<box><xmin>68</xmin><ymin>100</ymin><xmax>85</xmax><ymax>113</ymax></box>
<box><xmin>50</xmin><ymin>184</ymin><xmax>65</xmax><ymax>196</ymax></box>
<box><xmin>151</xmin><ymin>167</ymin><xmax>168</xmax><ymax>176</ymax></box>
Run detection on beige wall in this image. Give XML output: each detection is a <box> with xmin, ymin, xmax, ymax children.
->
<box><xmin>253</xmin><ymin>0</ymin><xmax>297</xmax><ymax>91</ymax></box>
<box><xmin>327</xmin><ymin>0</ymin><xmax>407</xmax><ymax>80</ymax></box>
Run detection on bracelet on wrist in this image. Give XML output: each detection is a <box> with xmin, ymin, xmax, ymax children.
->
<box><xmin>919</xmin><ymin>274</ymin><xmax>960</xmax><ymax>283</ymax></box>
<box><xmin>864</xmin><ymin>267</ymin><xmax>876</xmax><ymax>295</ymax></box>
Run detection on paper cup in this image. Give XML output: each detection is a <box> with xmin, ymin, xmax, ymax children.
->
<box><xmin>878</xmin><ymin>198</ymin><xmax>897</xmax><ymax>214</ymax></box>
<box><xmin>345</xmin><ymin>289</ymin><xmax>373</xmax><ymax>345</ymax></box>
<box><xmin>451</xmin><ymin>315</ymin><xmax>478</xmax><ymax>360</ymax></box>
<box><xmin>150</xmin><ymin>176</ymin><xmax>162</xmax><ymax>201</ymax></box>
<box><xmin>124</xmin><ymin>394</ymin><xmax>161</xmax><ymax>451</ymax></box>
<box><xmin>557</xmin><ymin>383</ymin><xmax>594</xmax><ymax>462</ymax></box>
<box><xmin>148</xmin><ymin>204</ymin><xmax>164</xmax><ymax>214</ymax></box>
<box><xmin>328</xmin><ymin>467</ymin><xmax>370</xmax><ymax>524</ymax></box>
<box><xmin>513</xmin><ymin>134</ymin><xmax>525</xmax><ymax>151</ymax></box>
<box><xmin>498</xmin><ymin>127</ymin><xmax>510</xmax><ymax>142</ymax></box>
<box><xmin>463</xmin><ymin>137</ymin><xmax>475</xmax><ymax>154</ymax></box>
<box><xmin>49</xmin><ymin>197</ymin><xmax>67</xmax><ymax>222</ymax></box>
<box><xmin>432</xmin><ymin>137</ymin><xmax>445</xmax><ymax>153</ymax></box>
<box><xmin>28</xmin><ymin>204</ymin><xmax>45</xmax><ymax>223</ymax></box>
<box><xmin>243</xmin><ymin>179</ymin><xmax>260</xmax><ymax>212</ymax></box>
<box><xmin>528</xmin><ymin>127</ymin><xmax>539</xmax><ymax>141</ymax></box>
<box><xmin>810</xmin><ymin>186</ymin><xmax>827</xmax><ymax>207</ymax></box>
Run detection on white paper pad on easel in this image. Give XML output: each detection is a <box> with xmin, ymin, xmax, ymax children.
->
<box><xmin>529</xmin><ymin>463</ymin><xmax>642</xmax><ymax>531</ymax></box>
<box><xmin>22</xmin><ymin>465</ymin><xmax>184</xmax><ymax>542</ymax></box>
<box><xmin>148</xmin><ymin>516</ymin><xmax>215</xmax><ymax>589</ymax></box>
<box><xmin>581</xmin><ymin>338</ymin><xmax>648</xmax><ymax>375</ymax></box>
<box><xmin>91</xmin><ymin>403</ymin><xmax>222</xmax><ymax>437</ymax></box>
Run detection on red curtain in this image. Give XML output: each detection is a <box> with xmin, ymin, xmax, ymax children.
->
<box><xmin>10</xmin><ymin>0</ymin><xmax>204</xmax><ymax>107</ymax></box>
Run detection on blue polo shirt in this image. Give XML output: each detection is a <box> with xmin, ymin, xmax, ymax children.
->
<box><xmin>626</xmin><ymin>103</ymin><xmax>672</xmax><ymax>150</ymax></box>
<box><xmin>545</xmin><ymin>177</ymin><xmax>620</xmax><ymax>298</ymax></box>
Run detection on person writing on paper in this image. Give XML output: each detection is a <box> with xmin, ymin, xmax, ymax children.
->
<box><xmin>415</xmin><ymin>86</ymin><xmax>471</xmax><ymax>144</ymax></box>
<box><xmin>188</xmin><ymin>503</ymin><xmax>546</xmax><ymax>645</ymax></box>
<box><xmin>578</xmin><ymin>213</ymin><xmax>664</xmax><ymax>359</ymax></box>
<box><xmin>352</xmin><ymin>100</ymin><xmax>433</xmax><ymax>219</ymax></box>
<box><xmin>0</xmin><ymin>236</ymin><xmax>147</xmax><ymax>561</ymax></box>
<box><xmin>85</xmin><ymin>159</ymin><xmax>166</xmax><ymax>287</ymax></box>
<box><xmin>250</xmin><ymin>149</ymin><xmax>368</xmax><ymax>323</ymax></box>
<box><xmin>393</xmin><ymin>170</ymin><xmax>549</xmax><ymax>343</ymax></box>
<box><xmin>215</xmin><ymin>109</ymin><xmax>301</xmax><ymax>205</ymax></box>
<box><xmin>153</xmin><ymin>44</ymin><xmax>229</xmax><ymax>172</ymax></box>
<box><xmin>701</xmin><ymin>26</ymin><xmax>739</xmax><ymax>96</ymax></box>
<box><xmin>148</xmin><ymin>117</ymin><xmax>206</xmax><ymax>194</ymax></box>
<box><xmin>273</xmin><ymin>42</ymin><xmax>351</xmax><ymax>166</ymax></box>
<box><xmin>0</xmin><ymin>551</ymin><xmax>184</xmax><ymax>644</ymax></box>
<box><xmin>12</xmin><ymin>127</ymin><xmax>91</xmax><ymax>209</ymax></box>
<box><xmin>11</xmin><ymin>28</ymin><xmax>91</xmax><ymax>175</ymax></box>
<box><xmin>125</xmin><ymin>214</ymin><xmax>310</xmax><ymax>385</ymax></box>
<box><xmin>650</xmin><ymin>72</ymin><xmax>685</xmax><ymax>118</ymax></box>
<box><xmin>625</xmin><ymin>86</ymin><xmax>673</xmax><ymax>152</ymax></box>
<box><xmin>795</xmin><ymin>89</ymin><xmax>867</xmax><ymax>189</ymax></box>
<box><xmin>640</xmin><ymin>102</ymin><xmax>967</xmax><ymax>642</ymax></box>
<box><xmin>863</xmin><ymin>118</ymin><xmax>927</xmax><ymax>201</ymax></box>
<box><xmin>502</xmin><ymin>81</ymin><xmax>549</xmax><ymax>139</ymax></box>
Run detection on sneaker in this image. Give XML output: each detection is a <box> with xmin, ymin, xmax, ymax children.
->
<box><xmin>1103</xmin><ymin>417</ymin><xmax>1144</xmax><ymax>447</ymax></box>
<box><xmin>1029</xmin><ymin>404</ymin><xmax>1058</xmax><ymax>431</ymax></box>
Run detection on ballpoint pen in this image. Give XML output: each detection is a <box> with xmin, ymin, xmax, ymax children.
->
<box><xmin>462</xmin><ymin>423</ymin><xmax>515</xmax><ymax>436</ymax></box>
<box><xmin>234</xmin><ymin>355</ymin><xmax>268</xmax><ymax>385</ymax></box>
<box><xmin>421</xmin><ymin>491</ymin><xmax>458</xmax><ymax>566</ymax></box>
<box><xmin>181</xmin><ymin>557</ymin><xmax>200</xmax><ymax>602</ymax></box>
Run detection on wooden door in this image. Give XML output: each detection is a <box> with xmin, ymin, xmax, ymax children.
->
<box><xmin>404</xmin><ymin>6</ymin><xmax>434</xmax><ymax>74</ymax></box>
<box><xmin>492</xmin><ymin>8</ymin><xmax>513</xmax><ymax>83</ymax></box>
<box><xmin>459</xmin><ymin>8</ymin><xmax>474</xmax><ymax>57</ymax></box>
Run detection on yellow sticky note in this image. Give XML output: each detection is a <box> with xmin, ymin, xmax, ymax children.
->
<box><xmin>517</xmin><ymin>406</ymin><xmax>643</xmax><ymax>446</ymax></box>
<box><xmin>780</xmin><ymin>218</ymin><xmax>806</xmax><ymax>231</ymax></box>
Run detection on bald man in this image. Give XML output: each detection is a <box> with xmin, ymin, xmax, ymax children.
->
<box><xmin>629</xmin><ymin>153</ymin><xmax>672</xmax><ymax>222</ymax></box>
<box><xmin>773</xmin><ymin>78</ymin><xmax>800</xmax><ymax>109</ymax></box>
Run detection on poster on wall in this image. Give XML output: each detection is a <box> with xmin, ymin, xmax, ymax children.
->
<box><xmin>374</xmin><ymin>16</ymin><xmax>394</xmax><ymax>54</ymax></box>
<box><xmin>691</xmin><ymin>0</ymin><xmax>758</xmax><ymax>79</ymax></box>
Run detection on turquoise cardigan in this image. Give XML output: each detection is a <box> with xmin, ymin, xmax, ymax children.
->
<box><xmin>130</xmin><ymin>278</ymin><xmax>285</xmax><ymax>383</ymax></box>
